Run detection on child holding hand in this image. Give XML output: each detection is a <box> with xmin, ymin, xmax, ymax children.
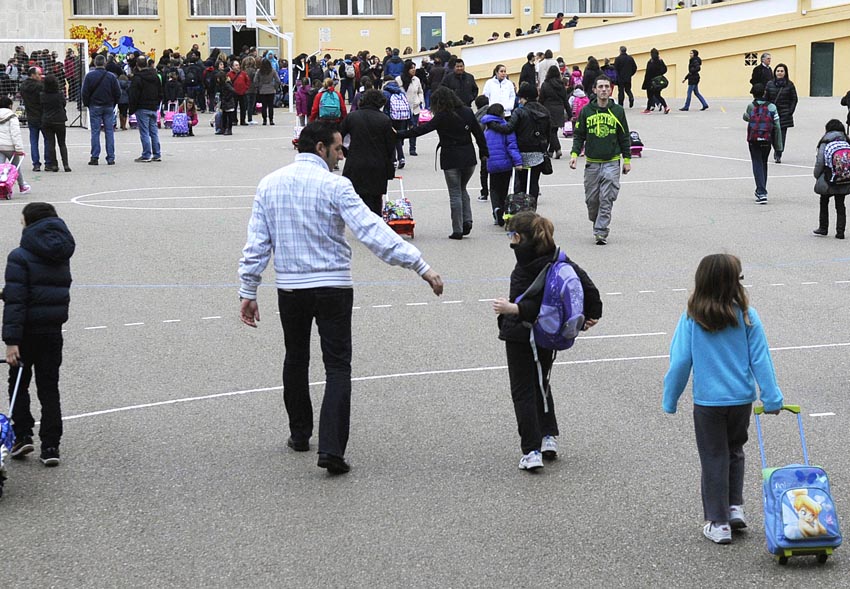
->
<box><xmin>663</xmin><ymin>253</ymin><xmax>783</xmax><ymax>544</ymax></box>
<box><xmin>493</xmin><ymin>212</ymin><xmax>602</xmax><ymax>471</ymax></box>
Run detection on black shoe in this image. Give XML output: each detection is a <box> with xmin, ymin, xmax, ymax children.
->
<box><xmin>397</xmin><ymin>158</ymin><xmax>405</xmax><ymax>169</ymax></box>
<box><xmin>678</xmin><ymin>107</ymin><xmax>689</xmax><ymax>111</ymax></box>
<box><xmin>317</xmin><ymin>453</ymin><xmax>350</xmax><ymax>474</ymax></box>
<box><xmin>46</xmin><ymin>166</ymin><xmax>59</xmax><ymax>172</ymax></box>
<box><xmin>87</xmin><ymin>159</ymin><xmax>98</xmax><ymax>166</ymax></box>
<box><xmin>837</xmin><ymin>232</ymin><xmax>845</xmax><ymax>240</ymax></box>
<box><xmin>448</xmin><ymin>232</ymin><xmax>463</xmax><ymax>240</ymax></box>
<box><xmin>270</xmin><ymin>121</ymin><xmax>275</xmax><ymax>126</ymax></box>
<box><xmin>262</xmin><ymin>121</ymin><xmax>267</xmax><ymax>125</ymax></box>
<box><xmin>11</xmin><ymin>436</ymin><xmax>34</xmax><ymax>459</ymax></box>
<box><xmin>700</xmin><ymin>105</ymin><xmax>709</xmax><ymax>111</ymax></box>
<box><xmin>32</xmin><ymin>164</ymin><xmax>41</xmax><ymax>172</ymax></box>
<box><xmin>64</xmin><ymin>165</ymin><xmax>72</xmax><ymax>172</ymax></box>
<box><xmin>477</xmin><ymin>195</ymin><xmax>488</xmax><ymax>202</ymax></box>
<box><xmin>774</xmin><ymin>156</ymin><xmax>782</xmax><ymax>164</ymax></box>
<box><xmin>40</xmin><ymin>446</ymin><xmax>60</xmax><ymax>467</ymax></box>
<box><xmin>462</xmin><ymin>222</ymin><xmax>472</xmax><ymax>236</ymax></box>
<box><xmin>813</xmin><ymin>228</ymin><xmax>828</xmax><ymax>236</ymax></box>
<box><xmin>287</xmin><ymin>437</ymin><xmax>310</xmax><ymax>452</ymax></box>
<box><xmin>107</xmin><ymin>160</ymin><xmax>115</xmax><ymax>165</ymax></box>
<box><xmin>409</xmin><ymin>150</ymin><xmax>417</xmax><ymax>156</ymax></box>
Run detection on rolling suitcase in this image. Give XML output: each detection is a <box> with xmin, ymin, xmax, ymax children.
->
<box><xmin>0</xmin><ymin>361</ymin><xmax>25</xmax><ymax>498</ymax></box>
<box><xmin>172</xmin><ymin>112</ymin><xmax>190</xmax><ymax>136</ymax></box>
<box><xmin>502</xmin><ymin>167</ymin><xmax>536</xmax><ymax>226</ymax></box>
<box><xmin>163</xmin><ymin>100</ymin><xmax>179</xmax><ymax>128</ymax></box>
<box><xmin>382</xmin><ymin>176</ymin><xmax>415</xmax><ymax>238</ymax></box>
<box><xmin>0</xmin><ymin>156</ymin><xmax>23</xmax><ymax>200</ymax></box>
<box><xmin>630</xmin><ymin>130</ymin><xmax>644</xmax><ymax>158</ymax></box>
<box><xmin>755</xmin><ymin>405</ymin><xmax>842</xmax><ymax>564</ymax></box>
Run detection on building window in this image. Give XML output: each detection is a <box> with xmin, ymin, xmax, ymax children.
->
<box><xmin>469</xmin><ymin>0</ymin><xmax>511</xmax><ymax>15</ymax></box>
<box><xmin>543</xmin><ymin>0</ymin><xmax>632</xmax><ymax>14</ymax></box>
<box><xmin>73</xmin><ymin>0</ymin><xmax>158</xmax><ymax>15</ymax></box>
<box><xmin>306</xmin><ymin>0</ymin><xmax>392</xmax><ymax>16</ymax></box>
<box><xmin>191</xmin><ymin>0</ymin><xmax>275</xmax><ymax>16</ymax></box>
<box><xmin>744</xmin><ymin>52</ymin><xmax>758</xmax><ymax>66</ymax></box>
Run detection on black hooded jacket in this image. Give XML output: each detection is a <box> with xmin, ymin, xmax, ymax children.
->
<box><xmin>2</xmin><ymin>217</ymin><xmax>75</xmax><ymax>344</ymax></box>
<box><xmin>490</xmin><ymin>101</ymin><xmax>551</xmax><ymax>153</ymax></box>
<box><xmin>128</xmin><ymin>67</ymin><xmax>164</xmax><ymax>113</ymax></box>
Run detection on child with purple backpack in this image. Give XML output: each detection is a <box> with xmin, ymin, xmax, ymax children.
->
<box><xmin>492</xmin><ymin>212</ymin><xmax>602</xmax><ymax>471</ymax></box>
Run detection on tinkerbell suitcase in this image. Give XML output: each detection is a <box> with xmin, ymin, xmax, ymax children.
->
<box><xmin>755</xmin><ymin>405</ymin><xmax>842</xmax><ymax>564</ymax></box>
<box><xmin>382</xmin><ymin>176</ymin><xmax>415</xmax><ymax>238</ymax></box>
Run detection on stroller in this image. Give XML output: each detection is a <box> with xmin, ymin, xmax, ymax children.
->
<box><xmin>0</xmin><ymin>361</ymin><xmax>24</xmax><ymax>499</ymax></box>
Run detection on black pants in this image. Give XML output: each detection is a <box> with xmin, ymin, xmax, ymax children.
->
<box><xmin>776</xmin><ymin>126</ymin><xmax>789</xmax><ymax>159</ymax></box>
<box><xmin>236</xmin><ymin>94</ymin><xmax>248</xmax><ymax>124</ymax></box>
<box><xmin>278</xmin><ymin>288</ymin><xmax>353</xmax><ymax>458</ymax></box>
<box><xmin>8</xmin><ymin>333</ymin><xmax>64</xmax><ymax>448</ymax></box>
<box><xmin>391</xmin><ymin>119</ymin><xmax>408</xmax><ymax>163</ymax></box>
<box><xmin>548</xmin><ymin>126</ymin><xmax>561</xmax><ymax>155</ymax></box>
<box><xmin>819</xmin><ymin>194</ymin><xmax>846</xmax><ymax>234</ymax></box>
<box><xmin>490</xmin><ymin>170</ymin><xmax>511</xmax><ymax>222</ymax></box>
<box><xmin>259</xmin><ymin>93</ymin><xmax>275</xmax><ymax>123</ymax></box>
<box><xmin>618</xmin><ymin>79</ymin><xmax>634</xmax><ymax>106</ymax></box>
<box><xmin>479</xmin><ymin>157</ymin><xmax>489</xmax><ymax>196</ymax></box>
<box><xmin>360</xmin><ymin>193</ymin><xmax>383</xmax><ymax>216</ymax></box>
<box><xmin>693</xmin><ymin>404</ymin><xmax>751</xmax><ymax>522</ymax></box>
<box><xmin>222</xmin><ymin>110</ymin><xmax>236</xmax><ymax>133</ymax></box>
<box><xmin>506</xmin><ymin>340</ymin><xmax>558</xmax><ymax>454</ymax></box>
<box><xmin>514</xmin><ymin>163</ymin><xmax>543</xmax><ymax>199</ymax></box>
<box><xmin>42</xmin><ymin>123</ymin><xmax>69</xmax><ymax>168</ymax></box>
<box><xmin>206</xmin><ymin>86</ymin><xmax>216</xmax><ymax>112</ymax></box>
<box><xmin>647</xmin><ymin>88</ymin><xmax>666</xmax><ymax>109</ymax></box>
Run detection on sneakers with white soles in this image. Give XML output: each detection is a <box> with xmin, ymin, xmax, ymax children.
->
<box><xmin>729</xmin><ymin>505</ymin><xmax>747</xmax><ymax>530</ymax></box>
<box><xmin>703</xmin><ymin>521</ymin><xmax>732</xmax><ymax>544</ymax></box>
<box><xmin>20</xmin><ymin>184</ymin><xmax>31</xmax><ymax>194</ymax></box>
<box><xmin>518</xmin><ymin>450</ymin><xmax>544</xmax><ymax>471</ymax></box>
<box><xmin>541</xmin><ymin>436</ymin><xmax>558</xmax><ymax>460</ymax></box>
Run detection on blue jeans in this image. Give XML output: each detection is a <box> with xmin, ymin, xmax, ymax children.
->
<box><xmin>135</xmin><ymin>108</ymin><xmax>161</xmax><ymax>159</ymax></box>
<box><xmin>683</xmin><ymin>84</ymin><xmax>709</xmax><ymax>110</ymax></box>
<box><xmin>748</xmin><ymin>142</ymin><xmax>772</xmax><ymax>197</ymax></box>
<box><xmin>28</xmin><ymin>122</ymin><xmax>52</xmax><ymax>167</ymax></box>
<box><xmin>88</xmin><ymin>105</ymin><xmax>115</xmax><ymax>162</ymax></box>
<box><xmin>278</xmin><ymin>287</ymin><xmax>353</xmax><ymax>458</ymax></box>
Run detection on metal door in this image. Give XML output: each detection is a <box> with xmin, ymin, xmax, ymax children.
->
<box><xmin>810</xmin><ymin>42</ymin><xmax>834</xmax><ymax>97</ymax></box>
<box><xmin>418</xmin><ymin>14</ymin><xmax>445</xmax><ymax>53</ymax></box>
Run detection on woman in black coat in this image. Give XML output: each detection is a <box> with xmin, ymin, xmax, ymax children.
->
<box><xmin>641</xmin><ymin>48</ymin><xmax>669</xmax><ymax>113</ymax></box>
<box><xmin>763</xmin><ymin>63</ymin><xmax>798</xmax><ymax>163</ymax></box>
<box><xmin>399</xmin><ymin>86</ymin><xmax>489</xmax><ymax>240</ymax></box>
<box><xmin>338</xmin><ymin>89</ymin><xmax>397</xmax><ymax>215</ymax></box>
<box><xmin>538</xmin><ymin>65</ymin><xmax>571</xmax><ymax>158</ymax></box>
<box><xmin>39</xmin><ymin>74</ymin><xmax>70</xmax><ymax>172</ymax></box>
<box><xmin>582</xmin><ymin>56</ymin><xmax>601</xmax><ymax>96</ymax></box>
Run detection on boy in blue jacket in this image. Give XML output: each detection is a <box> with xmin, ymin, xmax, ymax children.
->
<box><xmin>2</xmin><ymin>202</ymin><xmax>75</xmax><ymax>466</ymax></box>
<box><xmin>663</xmin><ymin>253</ymin><xmax>782</xmax><ymax>544</ymax></box>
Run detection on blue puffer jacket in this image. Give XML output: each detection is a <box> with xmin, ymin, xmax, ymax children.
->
<box><xmin>2</xmin><ymin>217</ymin><xmax>75</xmax><ymax>345</ymax></box>
<box><xmin>482</xmin><ymin>114</ymin><xmax>522</xmax><ymax>173</ymax></box>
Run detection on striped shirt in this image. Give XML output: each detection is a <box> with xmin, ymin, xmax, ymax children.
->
<box><xmin>239</xmin><ymin>153</ymin><xmax>429</xmax><ymax>298</ymax></box>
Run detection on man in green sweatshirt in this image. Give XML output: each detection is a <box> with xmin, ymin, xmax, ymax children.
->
<box><xmin>570</xmin><ymin>75</ymin><xmax>632</xmax><ymax>245</ymax></box>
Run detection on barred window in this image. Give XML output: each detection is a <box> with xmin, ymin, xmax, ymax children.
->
<box><xmin>543</xmin><ymin>0</ymin><xmax>632</xmax><ymax>14</ymax></box>
<box><xmin>307</xmin><ymin>0</ymin><xmax>392</xmax><ymax>16</ymax></box>
<box><xmin>470</xmin><ymin>0</ymin><xmax>511</xmax><ymax>15</ymax></box>
<box><xmin>73</xmin><ymin>0</ymin><xmax>158</xmax><ymax>15</ymax></box>
<box><xmin>191</xmin><ymin>0</ymin><xmax>275</xmax><ymax>16</ymax></box>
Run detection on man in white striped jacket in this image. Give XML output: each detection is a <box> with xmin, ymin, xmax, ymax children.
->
<box><xmin>238</xmin><ymin>122</ymin><xmax>443</xmax><ymax>475</ymax></box>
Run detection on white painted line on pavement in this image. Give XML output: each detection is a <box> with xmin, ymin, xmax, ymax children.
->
<box><xmin>57</xmin><ymin>340</ymin><xmax>849</xmax><ymax>422</ymax></box>
<box><xmin>802</xmin><ymin>282</ymin><xmax>818</xmax><ymax>285</ymax></box>
<box><xmin>579</xmin><ymin>332</ymin><xmax>666</xmax><ymax>340</ymax></box>
<box><xmin>478</xmin><ymin>298</ymin><xmax>496</xmax><ymax>302</ymax></box>
<box><xmin>84</xmin><ymin>326</ymin><xmax>107</xmax><ymax>330</ymax></box>
<box><xmin>770</xmin><ymin>283</ymin><xmax>786</xmax><ymax>286</ymax></box>
<box><xmin>606</xmin><ymin>292</ymin><xmax>623</xmax><ymax>296</ymax></box>
<box><xmin>671</xmin><ymin>288</ymin><xmax>687</xmax><ymax>292</ymax></box>
<box><xmin>352</xmin><ymin>306</ymin><xmax>361</xmax><ymax>310</ymax></box>
<box><xmin>836</xmin><ymin>281</ymin><xmax>850</xmax><ymax>284</ymax></box>
<box><xmin>124</xmin><ymin>323</ymin><xmax>144</xmax><ymax>326</ymax></box>
<box><xmin>202</xmin><ymin>316</ymin><xmax>222</xmax><ymax>320</ymax></box>
<box><xmin>638</xmin><ymin>290</ymin><xmax>656</xmax><ymax>293</ymax></box>
<box><xmin>810</xmin><ymin>413</ymin><xmax>835</xmax><ymax>417</ymax></box>
<box><xmin>372</xmin><ymin>304</ymin><xmax>392</xmax><ymax>308</ymax></box>
<box><xmin>442</xmin><ymin>300</ymin><xmax>464</xmax><ymax>304</ymax></box>
<box><xmin>644</xmin><ymin>147</ymin><xmax>813</xmax><ymax>170</ymax></box>
<box><xmin>406</xmin><ymin>302</ymin><xmax>428</xmax><ymax>306</ymax></box>
<box><xmin>163</xmin><ymin>319</ymin><xmax>181</xmax><ymax>323</ymax></box>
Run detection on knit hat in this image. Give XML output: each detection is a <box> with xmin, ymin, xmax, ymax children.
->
<box><xmin>517</xmin><ymin>83</ymin><xmax>538</xmax><ymax>101</ymax></box>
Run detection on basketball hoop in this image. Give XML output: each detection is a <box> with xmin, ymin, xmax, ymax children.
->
<box><xmin>230</xmin><ymin>21</ymin><xmax>246</xmax><ymax>32</ymax></box>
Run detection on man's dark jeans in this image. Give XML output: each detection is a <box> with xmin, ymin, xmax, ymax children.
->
<box><xmin>7</xmin><ymin>333</ymin><xmax>64</xmax><ymax>447</ymax></box>
<box><xmin>278</xmin><ymin>287</ymin><xmax>353</xmax><ymax>458</ymax></box>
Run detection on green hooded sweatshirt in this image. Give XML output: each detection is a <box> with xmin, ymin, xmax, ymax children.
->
<box><xmin>571</xmin><ymin>99</ymin><xmax>631</xmax><ymax>164</ymax></box>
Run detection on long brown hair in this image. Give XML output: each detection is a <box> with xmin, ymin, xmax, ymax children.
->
<box><xmin>507</xmin><ymin>211</ymin><xmax>555</xmax><ymax>256</ymax></box>
<box><xmin>687</xmin><ymin>254</ymin><xmax>750</xmax><ymax>332</ymax></box>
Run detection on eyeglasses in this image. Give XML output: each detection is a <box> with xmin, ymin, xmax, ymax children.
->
<box><xmin>507</xmin><ymin>231</ymin><xmax>517</xmax><ymax>239</ymax></box>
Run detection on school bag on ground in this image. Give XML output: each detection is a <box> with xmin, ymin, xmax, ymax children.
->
<box><xmin>823</xmin><ymin>140</ymin><xmax>850</xmax><ymax>185</ymax></box>
<box><xmin>172</xmin><ymin>112</ymin><xmax>189</xmax><ymax>136</ymax></box>
<box><xmin>503</xmin><ymin>167</ymin><xmax>536</xmax><ymax>225</ymax></box>
<box><xmin>747</xmin><ymin>102</ymin><xmax>774</xmax><ymax>143</ymax></box>
<box><xmin>382</xmin><ymin>176</ymin><xmax>415</xmax><ymax>238</ymax></box>
<box><xmin>754</xmin><ymin>405</ymin><xmax>842</xmax><ymax>565</ymax></box>
<box><xmin>0</xmin><ymin>361</ymin><xmax>24</xmax><ymax>498</ymax></box>
<box><xmin>318</xmin><ymin>90</ymin><xmax>341</xmax><ymax>119</ymax></box>
<box><xmin>388</xmin><ymin>92</ymin><xmax>411</xmax><ymax>121</ymax></box>
<box><xmin>630</xmin><ymin>130</ymin><xmax>644</xmax><ymax>158</ymax></box>
<box><xmin>0</xmin><ymin>157</ymin><xmax>22</xmax><ymax>200</ymax></box>
<box><xmin>164</xmin><ymin>100</ymin><xmax>179</xmax><ymax>128</ymax></box>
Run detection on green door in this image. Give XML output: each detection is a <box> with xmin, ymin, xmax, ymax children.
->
<box><xmin>810</xmin><ymin>42</ymin><xmax>834</xmax><ymax>97</ymax></box>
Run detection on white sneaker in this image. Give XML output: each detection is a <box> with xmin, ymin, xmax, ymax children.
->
<box><xmin>729</xmin><ymin>505</ymin><xmax>747</xmax><ymax>530</ymax></box>
<box><xmin>703</xmin><ymin>521</ymin><xmax>732</xmax><ymax>544</ymax></box>
<box><xmin>20</xmin><ymin>184</ymin><xmax>31</xmax><ymax>194</ymax></box>
<box><xmin>541</xmin><ymin>436</ymin><xmax>558</xmax><ymax>460</ymax></box>
<box><xmin>518</xmin><ymin>450</ymin><xmax>544</xmax><ymax>471</ymax></box>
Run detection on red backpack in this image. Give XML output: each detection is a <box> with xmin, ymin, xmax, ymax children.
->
<box><xmin>747</xmin><ymin>102</ymin><xmax>774</xmax><ymax>143</ymax></box>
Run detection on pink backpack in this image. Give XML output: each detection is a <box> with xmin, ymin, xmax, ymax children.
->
<box><xmin>571</xmin><ymin>96</ymin><xmax>590</xmax><ymax>122</ymax></box>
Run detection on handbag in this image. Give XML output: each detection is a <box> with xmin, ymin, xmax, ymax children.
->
<box><xmin>541</xmin><ymin>154</ymin><xmax>553</xmax><ymax>175</ymax></box>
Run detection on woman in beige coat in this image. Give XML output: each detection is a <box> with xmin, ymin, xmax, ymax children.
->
<box><xmin>397</xmin><ymin>60</ymin><xmax>424</xmax><ymax>156</ymax></box>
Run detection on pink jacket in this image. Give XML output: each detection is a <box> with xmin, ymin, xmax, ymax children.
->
<box><xmin>295</xmin><ymin>86</ymin><xmax>311</xmax><ymax>116</ymax></box>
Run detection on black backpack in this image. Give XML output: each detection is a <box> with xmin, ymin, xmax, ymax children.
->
<box><xmin>185</xmin><ymin>65</ymin><xmax>200</xmax><ymax>86</ymax></box>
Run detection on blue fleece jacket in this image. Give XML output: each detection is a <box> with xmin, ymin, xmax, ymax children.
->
<box><xmin>481</xmin><ymin>114</ymin><xmax>522</xmax><ymax>173</ymax></box>
<box><xmin>662</xmin><ymin>307</ymin><xmax>783</xmax><ymax>414</ymax></box>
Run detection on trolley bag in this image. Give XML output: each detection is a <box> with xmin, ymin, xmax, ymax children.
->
<box><xmin>212</xmin><ymin>110</ymin><xmax>223</xmax><ymax>135</ymax></box>
<box><xmin>755</xmin><ymin>405</ymin><xmax>842</xmax><ymax>565</ymax></box>
<box><xmin>503</xmin><ymin>167</ymin><xmax>536</xmax><ymax>225</ymax></box>
<box><xmin>0</xmin><ymin>156</ymin><xmax>22</xmax><ymax>200</ymax></box>
<box><xmin>630</xmin><ymin>130</ymin><xmax>644</xmax><ymax>158</ymax></box>
<box><xmin>163</xmin><ymin>100</ymin><xmax>179</xmax><ymax>128</ymax></box>
<box><xmin>382</xmin><ymin>176</ymin><xmax>415</xmax><ymax>238</ymax></box>
<box><xmin>0</xmin><ymin>361</ymin><xmax>25</xmax><ymax>499</ymax></box>
<box><xmin>292</xmin><ymin>124</ymin><xmax>302</xmax><ymax>148</ymax></box>
<box><xmin>172</xmin><ymin>112</ymin><xmax>190</xmax><ymax>136</ymax></box>
<box><xmin>562</xmin><ymin>120</ymin><xmax>573</xmax><ymax>138</ymax></box>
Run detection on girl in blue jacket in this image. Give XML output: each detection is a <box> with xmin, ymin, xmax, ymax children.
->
<box><xmin>663</xmin><ymin>253</ymin><xmax>783</xmax><ymax>545</ymax></box>
<box><xmin>481</xmin><ymin>104</ymin><xmax>522</xmax><ymax>226</ymax></box>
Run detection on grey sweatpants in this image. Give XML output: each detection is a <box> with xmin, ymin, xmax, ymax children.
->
<box><xmin>584</xmin><ymin>160</ymin><xmax>621</xmax><ymax>238</ymax></box>
<box><xmin>693</xmin><ymin>403</ymin><xmax>752</xmax><ymax>522</ymax></box>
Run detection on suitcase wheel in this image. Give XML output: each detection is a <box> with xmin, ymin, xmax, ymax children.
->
<box><xmin>817</xmin><ymin>553</ymin><xmax>829</xmax><ymax>564</ymax></box>
<box><xmin>777</xmin><ymin>556</ymin><xmax>789</xmax><ymax>565</ymax></box>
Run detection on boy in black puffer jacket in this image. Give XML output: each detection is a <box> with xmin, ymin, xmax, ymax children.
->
<box><xmin>2</xmin><ymin>202</ymin><xmax>75</xmax><ymax>467</ymax></box>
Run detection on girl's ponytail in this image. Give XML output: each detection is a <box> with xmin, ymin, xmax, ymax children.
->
<box><xmin>531</xmin><ymin>216</ymin><xmax>555</xmax><ymax>255</ymax></box>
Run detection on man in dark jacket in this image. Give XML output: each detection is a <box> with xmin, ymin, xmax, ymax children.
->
<box><xmin>519</xmin><ymin>53</ymin><xmax>537</xmax><ymax>92</ymax></box>
<box><xmin>431</xmin><ymin>43</ymin><xmax>451</xmax><ymax>66</ymax></box>
<box><xmin>128</xmin><ymin>58</ymin><xmax>164</xmax><ymax>162</ymax></box>
<box><xmin>3</xmin><ymin>202</ymin><xmax>75</xmax><ymax>467</ymax></box>
<box><xmin>184</xmin><ymin>57</ymin><xmax>207</xmax><ymax>112</ymax></box>
<box><xmin>384</xmin><ymin>48</ymin><xmax>405</xmax><ymax>78</ymax></box>
<box><xmin>19</xmin><ymin>67</ymin><xmax>52</xmax><ymax>172</ymax></box>
<box><xmin>613</xmin><ymin>46</ymin><xmax>637</xmax><ymax>108</ymax></box>
<box><xmin>749</xmin><ymin>52</ymin><xmax>773</xmax><ymax>90</ymax></box>
<box><xmin>440</xmin><ymin>59</ymin><xmax>478</xmax><ymax>106</ymax></box>
<box><xmin>429</xmin><ymin>57</ymin><xmax>446</xmax><ymax>94</ymax></box>
<box><xmin>81</xmin><ymin>54</ymin><xmax>121</xmax><ymax>165</ymax></box>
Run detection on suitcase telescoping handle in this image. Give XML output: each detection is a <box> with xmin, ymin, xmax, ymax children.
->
<box><xmin>394</xmin><ymin>175</ymin><xmax>404</xmax><ymax>200</ymax></box>
<box><xmin>754</xmin><ymin>404</ymin><xmax>810</xmax><ymax>470</ymax></box>
<box><xmin>0</xmin><ymin>359</ymin><xmax>24</xmax><ymax>415</ymax></box>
